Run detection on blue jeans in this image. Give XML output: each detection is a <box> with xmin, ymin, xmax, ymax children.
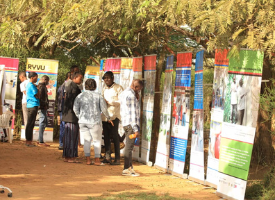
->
<box><xmin>181</xmin><ymin>113</ymin><xmax>186</xmax><ymax>126</ymax></box>
<box><xmin>59</xmin><ymin>112</ymin><xmax>65</xmax><ymax>147</ymax></box>
<box><xmin>39</xmin><ymin>109</ymin><xmax>48</xmax><ymax>143</ymax></box>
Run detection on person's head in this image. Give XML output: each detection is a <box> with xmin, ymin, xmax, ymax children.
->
<box><xmin>130</xmin><ymin>79</ymin><xmax>143</xmax><ymax>93</ymax></box>
<box><xmin>70</xmin><ymin>65</ymin><xmax>79</xmax><ymax>73</ymax></box>
<box><xmin>41</xmin><ymin>75</ymin><xmax>50</xmax><ymax>85</ymax></box>
<box><xmin>102</xmin><ymin>71</ymin><xmax>114</xmax><ymax>87</ymax></box>
<box><xmin>19</xmin><ymin>71</ymin><xmax>27</xmax><ymax>82</ymax></box>
<box><xmin>28</xmin><ymin>72</ymin><xmax>38</xmax><ymax>83</ymax></box>
<box><xmin>239</xmin><ymin>78</ymin><xmax>243</xmax><ymax>87</ymax></box>
<box><xmin>65</xmin><ymin>71</ymin><xmax>71</xmax><ymax>81</ymax></box>
<box><xmin>85</xmin><ymin>79</ymin><xmax>97</xmax><ymax>91</ymax></box>
<box><xmin>72</xmin><ymin>72</ymin><xmax>83</xmax><ymax>85</ymax></box>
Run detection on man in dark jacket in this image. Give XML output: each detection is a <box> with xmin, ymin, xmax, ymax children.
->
<box><xmin>57</xmin><ymin>72</ymin><xmax>71</xmax><ymax>150</ymax></box>
<box><xmin>38</xmin><ymin>75</ymin><xmax>50</xmax><ymax>146</ymax></box>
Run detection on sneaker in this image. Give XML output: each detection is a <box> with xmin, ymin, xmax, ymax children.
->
<box><xmin>58</xmin><ymin>146</ymin><xmax>63</xmax><ymax>150</ymax></box>
<box><xmin>130</xmin><ymin>168</ymin><xmax>140</xmax><ymax>177</ymax></box>
<box><xmin>122</xmin><ymin>169</ymin><xmax>132</xmax><ymax>176</ymax></box>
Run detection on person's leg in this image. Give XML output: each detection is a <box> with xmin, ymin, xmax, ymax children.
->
<box><xmin>103</xmin><ymin>121</ymin><xmax>111</xmax><ymax>162</ymax></box>
<box><xmin>80</xmin><ymin>124</ymin><xmax>92</xmax><ymax>164</ymax></box>
<box><xmin>64</xmin><ymin>123</ymin><xmax>79</xmax><ymax>162</ymax></box>
<box><xmin>25</xmin><ymin>107</ymin><xmax>38</xmax><ymax>145</ymax></box>
<box><xmin>38</xmin><ymin>109</ymin><xmax>47</xmax><ymax>143</ymax></box>
<box><xmin>239</xmin><ymin>110</ymin><xmax>244</xmax><ymax>125</ymax></box>
<box><xmin>123</xmin><ymin>125</ymin><xmax>135</xmax><ymax>170</ymax></box>
<box><xmin>59</xmin><ymin>112</ymin><xmax>65</xmax><ymax>149</ymax></box>
<box><xmin>110</xmin><ymin>118</ymin><xmax>120</xmax><ymax>163</ymax></box>
<box><xmin>90</xmin><ymin>124</ymin><xmax>103</xmax><ymax>165</ymax></box>
<box><xmin>22</xmin><ymin>103</ymin><xmax>28</xmax><ymax>126</ymax></box>
<box><xmin>182</xmin><ymin>113</ymin><xmax>186</xmax><ymax>126</ymax></box>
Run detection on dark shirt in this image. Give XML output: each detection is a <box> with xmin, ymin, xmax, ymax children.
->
<box><xmin>38</xmin><ymin>83</ymin><xmax>49</xmax><ymax>110</ymax></box>
<box><xmin>57</xmin><ymin>82</ymin><xmax>66</xmax><ymax>112</ymax></box>
<box><xmin>62</xmin><ymin>81</ymin><xmax>81</xmax><ymax>123</ymax></box>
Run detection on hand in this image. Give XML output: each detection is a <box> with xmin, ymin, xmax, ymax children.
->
<box><xmin>108</xmin><ymin>120</ymin><xmax>114</xmax><ymax>126</ymax></box>
<box><xmin>134</xmin><ymin>132</ymin><xmax>139</xmax><ymax>138</ymax></box>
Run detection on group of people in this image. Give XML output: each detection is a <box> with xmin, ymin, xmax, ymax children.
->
<box><xmin>19</xmin><ymin>71</ymin><xmax>50</xmax><ymax>147</ymax></box>
<box><xmin>21</xmin><ymin>65</ymin><xmax>144</xmax><ymax>176</ymax></box>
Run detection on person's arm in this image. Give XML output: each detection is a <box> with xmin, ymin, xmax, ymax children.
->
<box><xmin>107</xmin><ymin>85</ymin><xmax>124</xmax><ymax>106</ymax></box>
<box><xmin>20</xmin><ymin>82</ymin><xmax>27</xmax><ymax>95</ymax></box>
<box><xmin>73</xmin><ymin>95</ymin><xmax>80</xmax><ymax>119</ymax></box>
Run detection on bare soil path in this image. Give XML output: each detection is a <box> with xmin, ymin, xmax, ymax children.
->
<box><xmin>0</xmin><ymin>141</ymin><xmax>218</xmax><ymax>200</ymax></box>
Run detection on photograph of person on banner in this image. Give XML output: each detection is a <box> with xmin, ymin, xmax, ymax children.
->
<box><xmin>212</xmin><ymin>68</ymin><xmax>227</xmax><ymax>110</ymax></box>
<box><xmin>208</xmin><ymin>120</ymin><xmax>222</xmax><ymax>159</ymax></box>
<box><xmin>223</xmin><ymin>74</ymin><xmax>261</xmax><ymax>128</ymax></box>
<box><xmin>191</xmin><ymin>111</ymin><xmax>204</xmax><ymax>152</ymax></box>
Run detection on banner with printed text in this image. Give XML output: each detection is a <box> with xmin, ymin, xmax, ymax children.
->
<box><xmin>216</xmin><ymin>50</ymin><xmax>264</xmax><ymax>200</ymax></box>
<box><xmin>206</xmin><ymin>49</ymin><xmax>229</xmax><ymax>188</ymax></box>
<box><xmin>168</xmin><ymin>52</ymin><xmax>192</xmax><ymax>177</ymax></box>
<box><xmin>189</xmin><ymin>50</ymin><xmax>205</xmax><ymax>183</ymax></box>
<box><xmin>0</xmin><ymin>57</ymin><xmax>19</xmax><ymax>130</ymax></box>
<box><xmin>132</xmin><ymin>57</ymin><xmax>143</xmax><ymax>161</ymax></box>
<box><xmin>21</xmin><ymin>58</ymin><xmax>59</xmax><ymax>142</ymax></box>
<box><xmin>105</xmin><ymin>58</ymin><xmax>121</xmax><ymax>84</ymax></box>
<box><xmin>140</xmin><ymin>55</ymin><xmax>157</xmax><ymax>164</ymax></box>
<box><xmin>155</xmin><ymin>55</ymin><xmax>174</xmax><ymax>171</ymax></box>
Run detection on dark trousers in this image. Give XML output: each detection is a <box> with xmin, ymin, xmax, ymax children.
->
<box><xmin>123</xmin><ymin>125</ymin><xmax>135</xmax><ymax>170</ymax></box>
<box><xmin>103</xmin><ymin>118</ymin><xmax>120</xmax><ymax>161</ymax></box>
<box><xmin>25</xmin><ymin>106</ymin><xmax>38</xmax><ymax>141</ymax></box>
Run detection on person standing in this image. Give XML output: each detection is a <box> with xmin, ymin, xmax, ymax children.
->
<box><xmin>101</xmin><ymin>71</ymin><xmax>124</xmax><ymax>165</ymax></box>
<box><xmin>237</xmin><ymin>78</ymin><xmax>247</xmax><ymax>125</ymax></box>
<box><xmin>19</xmin><ymin>71</ymin><xmax>29</xmax><ymax>127</ymax></box>
<box><xmin>57</xmin><ymin>72</ymin><xmax>71</xmax><ymax>150</ymax></box>
<box><xmin>25</xmin><ymin>72</ymin><xmax>40</xmax><ymax>147</ymax></box>
<box><xmin>73</xmin><ymin>79</ymin><xmax>114</xmax><ymax>165</ymax></box>
<box><xmin>62</xmin><ymin>72</ymin><xmax>83</xmax><ymax>163</ymax></box>
<box><xmin>120</xmin><ymin>79</ymin><xmax>143</xmax><ymax>176</ymax></box>
<box><xmin>37</xmin><ymin>75</ymin><xmax>50</xmax><ymax>146</ymax></box>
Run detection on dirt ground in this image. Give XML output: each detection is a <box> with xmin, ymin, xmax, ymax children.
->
<box><xmin>0</xmin><ymin>141</ymin><xmax>219</xmax><ymax>200</ymax></box>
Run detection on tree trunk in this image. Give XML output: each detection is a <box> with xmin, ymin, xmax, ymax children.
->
<box><xmin>149</xmin><ymin>50</ymin><xmax>166</xmax><ymax>163</ymax></box>
<box><xmin>252</xmin><ymin>59</ymin><xmax>274</xmax><ymax>165</ymax></box>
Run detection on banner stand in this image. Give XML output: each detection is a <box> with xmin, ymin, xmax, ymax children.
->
<box><xmin>154</xmin><ymin>165</ymin><xmax>168</xmax><ymax>173</ymax></box>
<box><xmin>188</xmin><ymin>177</ymin><xmax>205</xmax><ymax>185</ymax></box>
<box><xmin>216</xmin><ymin>192</ymin><xmax>236</xmax><ymax>200</ymax></box>
<box><xmin>170</xmin><ymin>171</ymin><xmax>188</xmax><ymax>179</ymax></box>
<box><xmin>205</xmin><ymin>181</ymin><xmax>217</xmax><ymax>189</ymax></box>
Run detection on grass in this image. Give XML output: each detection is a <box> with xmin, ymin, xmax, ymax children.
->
<box><xmin>87</xmin><ymin>192</ymin><xmax>189</xmax><ymax>200</ymax></box>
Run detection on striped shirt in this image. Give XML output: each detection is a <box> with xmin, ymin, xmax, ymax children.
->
<box><xmin>120</xmin><ymin>88</ymin><xmax>140</xmax><ymax>132</ymax></box>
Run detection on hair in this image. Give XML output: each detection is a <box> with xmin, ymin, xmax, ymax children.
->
<box><xmin>66</xmin><ymin>71</ymin><xmax>71</xmax><ymax>80</ymax></box>
<box><xmin>28</xmin><ymin>72</ymin><xmax>38</xmax><ymax>79</ymax></box>
<box><xmin>85</xmin><ymin>79</ymin><xmax>97</xmax><ymax>91</ymax></box>
<box><xmin>19</xmin><ymin>71</ymin><xmax>26</xmax><ymax>77</ymax></box>
<box><xmin>41</xmin><ymin>75</ymin><xmax>49</xmax><ymax>81</ymax></box>
<box><xmin>70</xmin><ymin>65</ymin><xmax>79</xmax><ymax>72</ymax></box>
<box><xmin>132</xmin><ymin>79</ymin><xmax>143</xmax><ymax>87</ymax></box>
<box><xmin>71</xmin><ymin>72</ymin><xmax>83</xmax><ymax>79</ymax></box>
<box><xmin>102</xmin><ymin>71</ymin><xmax>114</xmax><ymax>80</ymax></box>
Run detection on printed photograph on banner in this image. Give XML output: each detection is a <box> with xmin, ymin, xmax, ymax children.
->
<box><xmin>142</xmin><ymin>112</ymin><xmax>153</xmax><ymax>142</ymax></box>
<box><xmin>212</xmin><ymin>67</ymin><xmax>228</xmax><ymax>110</ymax></box>
<box><xmin>223</xmin><ymin>74</ymin><xmax>261</xmax><ymax>128</ymax></box>
<box><xmin>172</xmin><ymin>92</ymin><xmax>190</xmax><ymax>128</ymax></box>
<box><xmin>208</xmin><ymin>120</ymin><xmax>222</xmax><ymax>159</ymax></box>
<box><xmin>191</xmin><ymin>110</ymin><xmax>204</xmax><ymax>152</ymax></box>
<box><xmin>161</xmin><ymin>74</ymin><xmax>172</xmax><ymax>112</ymax></box>
<box><xmin>159</xmin><ymin>113</ymin><xmax>171</xmax><ymax>144</ymax></box>
<box><xmin>4</xmin><ymin>71</ymin><xmax>17</xmax><ymax>100</ymax></box>
<box><xmin>144</xmin><ymin>71</ymin><xmax>156</xmax><ymax>96</ymax></box>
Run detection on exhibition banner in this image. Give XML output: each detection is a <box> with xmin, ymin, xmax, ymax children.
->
<box><xmin>0</xmin><ymin>57</ymin><xmax>19</xmax><ymax>129</ymax></box>
<box><xmin>84</xmin><ymin>66</ymin><xmax>101</xmax><ymax>92</ymax></box>
<box><xmin>155</xmin><ymin>55</ymin><xmax>174</xmax><ymax>171</ymax></box>
<box><xmin>206</xmin><ymin>49</ymin><xmax>229</xmax><ymax>188</ymax></box>
<box><xmin>189</xmin><ymin>50</ymin><xmax>205</xmax><ymax>184</ymax></box>
<box><xmin>140</xmin><ymin>55</ymin><xmax>157</xmax><ymax>164</ymax></box>
<box><xmin>21</xmin><ymin>58</ymin><xmax>59</xmax><ymax>142</ymax></box>
<box><xmin>216</xmin><ymin>50</ymin><xmax>264</xmax><ymax>200</ymax></box>
<box><xmin>120</xmin><ymin>58</ymin><xmax>133</xmax><ymax>89</ymax></box>
<box><xmin>132</xmin><ymin>57</ymin><xmax>143</xmax><ymax>161</ymax></box>
<box><xmin>105</xmin><ymin>58</ymin><xmax>121</xmax><ymax>84</ymax></box>
<box><xmin>168</xmin><ymin>52</ymin><xmax>192</xmax><ymax>177</ymax></box>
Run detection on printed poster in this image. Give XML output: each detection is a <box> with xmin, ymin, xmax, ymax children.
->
<box><xmin>0</xmin><ymin>57</ymin><xmax>19</xmax><ymax>129</ymax></box>
<box><xmin>216</xmin><ymin>50</ymin><xmax>264</xmax><ymax>200</ymax></box>
<box><xmin>83</xmin><ymin>66</ymin><xmax>101</xmax><ymax>93</ymax></box>
<box><xmin>21</xmin><ymin>58</ymin><xmax>59</xmax><ymax>142</ymax></box>
<box><xmin>120</xmin><ymin>58</ymin><xmax>133</xmax><ymax>89</ymax></box>
<box><xmin>132</xmin><ymin>57</ymin><xmax>143</xmax><ymax>161</ymax></box>
<box><xmin>168</xmin><ymin>52</ymin><xmax>192</xmax><ymax>177</ymax></box>
<box><xmin>155</xmin><ymin>55</ymin><xmax>174</xmax><ymax>171</ymax></box>
<box><xmin>105</xmin><ymin>58</ymin><xmax>121</xmax><ymax>84</ymax></box>
<box><xmin>206</xmin><ymin>49</ymin><xmax>229</xmax><ymax>188</ymax></box>
<box><xmin>140</xmin><ymin>55</ymin><xmax>157</xmax><ymax>164</ymax></box>
<box><xmin>189</xmin><ymin>50</ymin><xmax>205</xmax><ymax>184</ymax></box>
